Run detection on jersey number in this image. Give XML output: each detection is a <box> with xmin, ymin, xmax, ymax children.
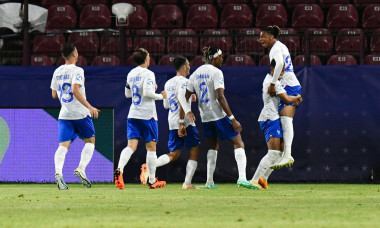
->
<box><xmin>132</xmin><ymin>85</ymin><xmax>142</xmax><ymax>105</ymax></box>
<box><xmin>285</xmin><ymin>55</ymin><xmax>294</xmax><ymax>73</ymax></box>
<box><xmin>58</xmin><ymin>83</ymin><xmax>73</xmax><ymax>103</ymax></box>
<box><xmin>199</xmin><ymin>82</ymin><xmax>210</xmax><ymax>103</ymax></box>
<box><xmin>168</xmin><ymin>94</ymin><xmax>178</xmax><ymax>113</ymax></box>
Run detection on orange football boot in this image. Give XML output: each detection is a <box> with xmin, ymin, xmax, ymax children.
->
<box><xmin>114</xmin><ymin>169</ymin><xmax>124</xmax><ymax>189</ymax></box>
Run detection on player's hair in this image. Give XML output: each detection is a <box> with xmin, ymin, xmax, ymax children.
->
<box><xmin>202</xmin><ymin>46</ymin><xmax>221</xmax><ymax>62</ymax></box>
<box><xmin>132</xmin><ymin>48</ymin><xmax>149</xmax><ymax>65</ymax></box>
<box><xmin>262</xmin><ymin>25</ymin><xmax>281</xmax><ymax>39</ymax></box>
<box><xmin>270</xmin><ymin>59</ymin><xmax>276</xmax><ymax>68</ymax></box>
<box><xmin>172</xmin><ymin>56</ymin><xmax>187</xmax><ymax>71</ymax></box>
<box><xmin>60</xmin><ymin>43</ymin><xmax>76</xmax><ymax>59</ymax></box>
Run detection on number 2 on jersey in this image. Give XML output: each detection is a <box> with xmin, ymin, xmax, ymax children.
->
<box><xmin>285</xmin><ymin>55</ymin><xmax>294</xmax><ymax>73</ymax></box>
<box><xmin>132</xmin><ymin>85</ymin><xmax>142</xmax><ymax>105</ymax></box>
<box><xmin>58</xmin><ymin>83</ymin><xmax>73</xmax><ymax>103</ymax></box>
<box><xmin>199</xmin><ymin>82</ymin><xmax>210</xmax><ymax>103</ymax></box>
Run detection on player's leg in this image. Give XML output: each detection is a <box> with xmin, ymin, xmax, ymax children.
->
<box><xmin>205</xmin><ymin>136</ymin><xmax>218</xmax><ymax>189</ymax></box>
<box><xmin>182</xmin><ymin>126</ymin><xmax>201</xmax><ymax>189</ymax></box>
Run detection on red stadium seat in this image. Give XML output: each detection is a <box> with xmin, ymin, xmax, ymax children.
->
<box><xmin>46</xmin><ymin>5</ymin><xmax>77</xmax><ymax>29</ymax></box>
<box><xmin>370</xmin><ymin>29</ymin><xmax>380</xmax><ymax>52</ymax></box>
<box><xmin>335</xmin><ymin>28</ymin><xmax>366</xmax><ymax>53</ymax></box>
<box><xmin>217</xmin><ymin>0</ymin><xmax>249</xmax><ymax>8</ymax></box>
<box><xmin>252</xmin><ymin>0</ymin><xmax>282</xmax><ymax>6</ymax></box>
<box><xmin>76</xmin><ymin>0</ymin><xmax>108</xmax><ymax>9</ymax></box>
<box><xmin>167</xmin><ymin>29</ymin><xmax>198</xmax><ymax>55</ymax></box>
<box><xmin>56</xmin><ymin>56</ymin><xmax>88</xmax><ymax>66</ymax></box>
<box><xmin>292</xmin><ymin>4</ymin><xmax>324</xmax><ymax>29</ymax></box>
<box><xmin>91</xmin><ymin>55</ymin><xmax>120</xmax><ymax>66</ymax></box>
<box><xmin>326</xmin><ymin>4</ymin><xmax>359</xmax><ymax>29</ymax></box>
<box><xmin>259</xmin><ymin>55</ymin><xmax>270</xmax><ymax>66</ymax></box>
<box><xmin>293</xmin><ymin>55</ymin><xmax>322</xmax><ymax>65</ymax></box>
<box><xmin>220</xmin><ymin>4</ymin><xmax>253</xmax><ymax>28</ymax></box>
<box><xmin>100</xmin><ymin>31</ymin><xmax>133</xmax><ymax>54</ymax></box>
<box><xmin>353</xmin><ymin>0</ymin><xmax>380</xmax><ymax>7</ymax></box>
<box><xmin>327</xmin><ymin>54</ymin><xmax>357</xmax><ymax>65</ymax></box>
<box><xmin>302</xmin><ymin>28</ymin><xmax>334</xmax><ymax>53</ymax></box>
<box><xmin>151</xmin><ymin>4</ymin><xmax>183</xmax><ymax>29</ymax></box>
<box><xmin>79</xmin><ymin>4</ymin><xmax>111</xmax><ymax>28</ymax></box>
<box><xmin>200</xmin><ymin>29</ymin><xmax>232</xmax><ymax>54</ymax></box>
<box><xmin>124</xmin><ymin>5</ymin><xmax>148</xmax><ymax>29</ymax></box>
<box><xmin>278</xmin><ymin>28</ymin><xmax>300</xmax><ymax>52</ymax></box>
<box><xmin>112</xmin><ymin>0</ymin><xmax>144</xmax><ymax>4</ymax></box>
<box><xmin>362</xmin><ymin>5</ymin><xmax>380</xmax><ymax>30</ymax></box>
<box><xmin>183</xmin><ymin>0</ymin><xmax>213</xmax><ymax>7</ymax></box>
<box><xmin>320</xmin><ymin>0</ymin><xmax>351</xmax><ymax>8</ymax></box>
<box><xmin>225</xmin><ymin>54</ymin><xmax>255</xmax><ymax>66</ymax></box>
<box><xmin>365</xmin><ymin>55</ymin><xmax>380</xmax><ymax>65</ymax></box>
<box><xmin>255</xmin><ymin>4</ymin><xmax>287</xmax><ymax>28</ymax></box>
<box><xmin>41</xmin><ymin>0</ymin><xmax>73</xmax><ymax>8</ymax></box>
<box><xmin>235</xmin><ymin>28</ymin><xmax>263</xmax><ymax>54</ymax></box>
<box><xmin>190</xmin><ymin>56</ymin><xmax>204</xmax><ymax>66</ymax></box>
<box><xmin>134</xmin><ymin>29</ymin><xmax>165</xmax><ymax>54</ymax></box>
<box><xmin>286</xmin><ymin>0</ymin><xmax>318</xmax><ymax>8</ymax></box>
<box><xmin>127</xmin><ymin>55</ymin><xmax>155</xmax><ymax>66</ymax></box>
<box><xmin>68</xmin><ymin>32</ymin><xmax>99</xmax><ymax>57</ymax></box>
<box><xmin>31</xmin><ymin>55</ymin><xmax>53</xmax><ymax>66</ymax></box>
<box><xmin>33</xmin><ymin>33</ymin><xmax>65</xmax><ymax>56</ymax></box>
<box><xmin>158</xmin><ymin>55</ymin><xmax>177</xmax><ymax>66</ymax></box>
<box><xmin>146</xmin><ymin>0</ymin><xmax>179</xmax><ymax>8</ymax></box>
<box><xmin>186</xmin><ymin>4</ymin><xmax>218</xmax><ymax>29</ymax></box>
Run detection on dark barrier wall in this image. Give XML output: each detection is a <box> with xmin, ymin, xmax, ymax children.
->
<box><xmin>0</xmin><ymin>65</ymin><xmax>379</xmax><ymax>182</ymax></box>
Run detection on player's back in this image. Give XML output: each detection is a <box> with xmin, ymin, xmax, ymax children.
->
<box><xmin>188</xmin><ymin>64</ymin><xmax>226</xmax><ymax>122</ymax></box>
<box><xmin>258</xmin><ymin>74</ymin><xmax>285</xmax><ymax>122</ymax></box>
<box><xmin>126</xmin><ymin>66</ymin><xmax>158</xmax><ymax>120</ymax></box>
<box><xmin>51</xmin><ymin>64</ymin><xmax>90</xmax><ymax>120</ymax></box>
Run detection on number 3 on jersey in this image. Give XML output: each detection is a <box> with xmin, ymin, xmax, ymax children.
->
<box><xmin>132</xmin><ymin>85</ymin><xmax>142</xmax><ymax>105</ymax></box>
<box><xmin>58</xmin><ymin>83</ymin><xmax>73</xmax><ymax>103</ymax></box>
<box><xmin>199</xmin><ymin>82</ymin><xmax>210</xmax><ymax>103</ymax></box>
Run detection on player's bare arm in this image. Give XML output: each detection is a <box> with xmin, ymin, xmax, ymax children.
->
<box><xmin>278</xmin><ymin>93</ymin><xmax>302</xmax><ymax>105</ymax></box>
<box><xmin>72</xmin><ymin>83</ymin><xmax>100</xmax><ymax>119</ymax></box>
<box><xmin>52</xmin><ymin>90</ymin><xmax>58</xmax><ymax>99</ymax></box>
<box><xmin>178</xmin><ymin>107</ymin><xmax>187</xmax><ymax>138</ymax></box>
<box><xmin>216</xmin><ymin>88</ymin><xmax>242</xmax><ymax>132</ymax></box>
<box><xmin>183</xmin><ymin>89</ymin><xmax>195</xmax><ymax>122</ymax></box>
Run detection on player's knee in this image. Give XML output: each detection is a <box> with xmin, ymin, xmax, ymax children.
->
<box><xmin>169</xmin><ymin>151</ymin><xmax>180</xmax><ymax>161</ymax></box>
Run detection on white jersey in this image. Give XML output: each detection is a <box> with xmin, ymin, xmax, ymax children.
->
<box><xmin>258</xmin><ymin>74</ymin><xmax>286</xmax><ymax>122</ymax></box>
<box><xmin>269</xmin><ymin>40</ymin><xmax>300</xmax><ymax>87</ymax></box>
<box><xmin>187</xmin><ymin>64</ymin><xmax>226</xmax><ymax>123</ymax></box>
<box><xmin>164</xmin><ymin>76</ymin><xmax>195</xmax><ymax>130</ymax></box>
<box><xmin>126</xmin><ymin>66</ymin><xmax>159</xmax><ymax>120</ymax></box>
<box><xmin>50</xmin><ymin>64</ymin><xmax>90</xmax><ymax>120</ymax></box>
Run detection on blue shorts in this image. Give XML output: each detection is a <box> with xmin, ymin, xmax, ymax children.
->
<box><xmin>279</xmin><ymin>85</ymin><xmax>302</xmax><ymax>111</ymax></box>
<box><xmin>127</xmin><ymin>118</ymin><xmax>158</xmax><ymax>143</ymax></box>
<box><xmin>202</xmin><ymin>116</ymin><xmax>238</xmax><ymax>140</ymax></box>
<box><xmin>58</xmin><ymin>116</ymin><xmax>95</xmax><ymax>143</ymax></box>
<box><xmin>259</xmin><ymin>119</ymin><xmax>282</xmax><ymax>142</ymax></box>
<box><xmin>168</xmin><ymin>126</ymin><xmax>201</xmax><ymax>152</ymax></box>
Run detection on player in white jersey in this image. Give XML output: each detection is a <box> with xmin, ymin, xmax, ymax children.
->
<box><xmin>250</xmin><ymin>59</ymin><xmax>302</xmax><ymax>189</ymax></box>
<box><xmin>184</xmin><ymin>46</ymin><xmax>259</xmax><ymax>190</ymax></box>
<box><xmin>50</xmin><ymin>43</ymin><xmax>100</xmax><ymax>190</ymax></box>
<box><xmin>140</xmin><ymin>56</ymin><xmax>201</xmax><ymax>189</ymax></box>
<box><xmin>114</xmin><ymin>48</ymin><xmax>167</xmax><ymax>189</ymax></box>
<box><xmin>259</xmin><ymin>25</ymin><xmax>302</xmax><ymax>169</ymax></box>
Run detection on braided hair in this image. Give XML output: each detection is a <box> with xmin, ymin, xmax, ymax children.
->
<box><xmin>202</xmin><ymin>46</ymin><xmax>221</xmax><ymax>63</ymax></box>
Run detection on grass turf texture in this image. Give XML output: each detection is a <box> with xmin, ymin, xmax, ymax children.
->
<box><xmin>0</xmin><ymin>183</ymin><xmax>379</xmax><ymax>227</ymax></box>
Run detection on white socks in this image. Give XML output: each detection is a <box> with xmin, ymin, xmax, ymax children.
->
<box><xmin>251</xmin><ymin>150</ymin><xmax>281</xmax><ymax>182</ymax></box>
<box><xmin>184</xmin><ymin>160</ymin><xmax>198</xmax><ymax>185</ymax></box>
<box><xmin>234</xmin><ymin>148</ymin><xmax>247</xmax><ymax>180</ymax></box>
<box><xmin>54</xmin><ymin>146</ymin><xmax>68</xmax><ymax>175</ymax></box>
<box><xmin>78</xmin><ymin>143</ymin><xmax>95</xmax><ymax>172</ymax></box>
<box><xmin>156</xmin><ymin>154</ymin><xmax>171</xmax><ymax>168</ymax></box>
<box><xmin>281</xmin><ymin>116</ymin><xmax>294</xmax><ymax>158</ymax></box>
<box><xmin>206</xmin><ymin>149</ymin><xmax>217</xmax><ymax>185</ymax></box>
<box><xmin>146</xmin><ymin>151</ymin><xmax>157</xmax><ymax>184</ymax></box>
<box><xmin>117</xmin><ymin>146</ymin><xmax>134</xmax><ymax>172</ymax></box>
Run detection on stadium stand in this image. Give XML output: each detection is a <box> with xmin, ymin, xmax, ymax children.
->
<box><xmin>353</xmin><ymin>0</ymin><xmax>380</xmax><ymax>7</ymax></box>
<box><xmin>186</xmin><ymin>4</ymin><xmax>218</xmax><ymax>29</ymax></box>
<box><xmin>91</xmin><ymin>55</ymin><xmax>120</xmax><ymax>66</ymax></box>
<box><xmin>79</xmin><ymin>4</ymin><xmax>111</xmax><ymax>28</ymax></box>
<box><xmin>134</xmin><ymin>29</ymin><xmax>165</xmax><ymax>54</ymax></box>
<box><xmin>255</xmin><ymin>4</ymin><xmax>287</xmax><ymax>28</ymax></box>
<box><xmin>217</xmin><ymin>0</ymin><xmax>249</xmax><ymax>8</ymax></box>
<box><xmin>370</xmin><ymin>29</ymin><xmax>380</xmax><ymax>52</ymax></box>
<box><xmin>33</xmin><ymin>33</ymin><xmax>65</xmax><ymax>56</ymax></box>
<box><xmin>293</xmin><ymin>55</ymin><xmax>322</xmax><ymax>65</ymax></box>
<box><xmin>75</xmin><ymin>0</ymin><xmax>108</xmax><ymax>9</ymax></box>
<box><xmin>200</xmin><ymin>29</ymin><xmax>232</xmax><ymax>54</ymax></box>
<box><xmin>362</xmin><ymin>5</ymin><xmax>380</xmax><ymax>30</ymax></box>
<box><xmin>326</xmin><ymin>4</ymin><xmax>359</xmax><ymax>29</ymax></box>
<box><xmin>167</xmin><ymin>29</ymin><xmax>198</xmax><ymax>55</ymax></box>
<box><xmin>335</xmin><ymin>28</ymin><xmax>366</xmax><ymax>53</ymax></box>
<box><xmin>235</xmin><ymin>28</ymin><xmax>263</xmax><ymax>55</ymax></box>
<box><xmin>364</xmin><ymin>54</ymin><xmax>380</xmax><ymax>64</ymax></box>
<box><xmin>112</xmin><ymin>0</ymin><xmax>144</xmax><ymax>4</ymax></box>
<box><xmin>41</xmin><ymin>0</ymin><xmax>73</xmax><ymax>8</ymax></box>
<box><xmin>302</xmin><ymin>28</ymin><xmax>334</xmax><ymax>53</ymax></box>
<box><xmin>151</xmin><ymin>4</ymin><xmax>183</xmax><ymax>29</ymax></box>
<box><xmin>220</xmin><ymin>4</ymin><xmax>253</xmax><ymax>28</ymax></box>
<box><xmin>224</xmin><ymin>54</ymin><xmax>255</xmax><ymax>66</ymax></box>
<box><xmin>31</xmin><ymin>55</ymin><xmax>53</xmax><ymax>66</ymax></box>
<box><xmin>45</xmin><ymin>5</ymin><xmax>77</xmax><ymax>29</ymax></box>
<box><xmin>100</xmin><ymin>32</ymin><xmax>133</xmax><ymax>54</ymax></box>
<box><xmin>190</xmin><ymin>55</ymin><xmax>204</xmax><ymax>66</ymax></box>
<box><xmin>327</xmin><ymin>54</ymin><xmax>357</xmax><ymax>65</ymax></box>
<box><xmin>319</xmin><ymin>0</ymin><xmax>351</xmax><ymax>8</ymax></box>
<box><xmin>259</xmin><ymin>55</ymin><xmax>270</xmax><ymax>66</ymax></box>
<box><xmin>68</xmin><ymin>32</ymin><xmax>99</xmax><ymax>57</ymax></box>
<box><xmin>146</xmin><ymin>0</ymin><xmax>179</xmax><ymax>8</ymax></box>
<box><xmin>286</xmin><ymin>0</ymin><xmax>318</xmax><ymax>8</ymax></box>
<box><xmin>279</xmin><ymin>28</ymin><xmax>299</xmax><ymax>53</ymax></box>
<box><xmin>158</xmin><ymin>55</ymin><xmax>176</xmax><ymax>65</ymax></box>
<box><xmin>56</xmin><ymin>56</ymin><xmax>88</xmax><ymax>66</ymax></box>
<box><xmin>291</xmin><ymin>4</ymin><xmax>324</xmax><ymax>29</ymax></box>
<box><xmin>183</xmin><ymin>0</ymin><xmax>214</xmax><ymax>7</ymax></box>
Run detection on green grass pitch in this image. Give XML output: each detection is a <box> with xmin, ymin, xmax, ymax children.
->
<box><xmin>0</xmin><ymin>183</ymin><xmax>379</xmax><ymax>227</ymax></box>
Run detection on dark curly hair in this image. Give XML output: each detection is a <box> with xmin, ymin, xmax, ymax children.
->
<box><xmin>261</xmin><ymin>25</ymin><xmax>281</xmax><ymax>39</ymax></box>
<box><xmin>202</xmin><ymin>46</ymin><xmax>221</xmax><ymax>62</ymax></box>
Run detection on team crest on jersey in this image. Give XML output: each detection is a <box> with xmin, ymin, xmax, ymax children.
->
<box><xmin>219</xmin><ymin>78</ymin><xmax>224</xmax><ymax>84</ymax></box>
<box><xmin>147</xmin><ymin>79</ymin><xmax>154</xmax><ymax>86</ymax></box>
<box><xmin>181</xmin><ymin>83</ymin><xmax>187</xmax><ymax>88</ymax></box>
<box><xmin>76</xmin><ymin>74</ymin><xmax>82</xmax><ymax>81</ymax></box>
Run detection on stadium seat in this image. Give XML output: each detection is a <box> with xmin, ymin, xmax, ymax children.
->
<box><xmin>353</xmin><ymin>0</ymin><xmax>380</xmax><ymax>7</ymax></box>
<box><xmin>46</xmin><ymin>5</ymin><xmax>77</xmax><ymax>29</ymax></box>
<box><xmin>326</xmin><ymin>4</ymin><xmax>359</xmax><ymax>29</ymax></box>
<box><xmin>364</xmin><ymin>55</ymin><xmax>380</xmax><ymax>65</ymax></box>
<box><xmin>75</xmin><ymin>0</ymin><xmax>108</xmax><ymax>9</ymax></box>
<box><xmin>167</xmin><ymin>29</ymin><xmax>198</xmax><ymax>55</ymax></box>
<box><xmin>31</xmin><ymin>55</ymin><xmax>53</xmax><ymax>66</ymax></box>
<box><xmin>126</xmin><ymin>5</ymin><xmax>148</xmax><ymax>29</ymax></box>
<box><xmin>41</xmin><ymin>0</ymin><xmax>72</xmax><ymax>8</ymax></box>
<box><xmin>79</xmin><ymin>4</ymin><xmax>111</xmax><ymax>28</ymax></box>
<box><xmin>327</xmin><ymin>54</ymin><xmax>357</xmax><ymax>65</ymax></box>
<box><xmin>362</xmin><ymin>5</ymin><xmax>380</xmax><ymax>30</ymax></box>
<box><xmin>319</xmin><ymin>0</ymin><xmax>351</xmax><ymax>8</ymax></box>
<box><xmin>158</xmin><ymin>55</ymin><xmax>177</xmax><ymax>65</ymax></box>
<box><xmin>224</xmin><ymin>54</ymin><xmax>255</xmax><ymax>66</ymax></box>
<box><xmin>127</xmin><ymin>55</ymin><xmax>155</xmax><ymax>66</ymax></box>
<box><xmin>302</xmin><ymin>28</ymin><xmax>334</xmax><ymax>53</ymax></box>
<box><xmin>112</xmin><ymin>0</ymin><xmax>143</xmax><ymax>4</ymax></box>
<box><xmin>56</xmin><ymin>55</ymin><xmax>88</xmax><ymax>66</ymax></box>
<box><xmin>255</xmin><ymin>4</ymin><xmax>287</xmax><ymax>28</ymax></box>
<box><xmin>190</xmin><ymin>55</ymin><xmax>204</xmax><ymax>66</ymax></box>
<box><xmin>259</xmin><ymin>55</ymin><xmax>270</xmax><ymax>66</ymax></box>
<box><xmin>293</xmin><ymin>55</ymin><xmax>322</xmax><ymax>65</ymax></box>
<box><xmin>200</xmin><ymin>29</ymin><xmax>232</xmax><ymax>54</ymax></box>
<box><xmin>33</xmin><ymin>33</ymin><xmax>65</xmax><ymax>56</ymax></box>
<box><xmin>278</xmin><ymin>28</ymin><xmax>299</xmax><ymax>52</ymax></box>
<box><xmin>146</xmin><ymin>0</ymin><xmax>179</xmax><ymax>8</ymax></box>
<box><xmin>91</xmin><ymin>55</ymin><xmax>120</xmax><ymax>66</ymax></box>
<box><xmin>235</xmin><ymin>28</ymin><xmax>263</xmax><ymax>54</ymax></box>
<box><xmin>370</xmin><ymin>29</ymin><xmax>380</xmax><ymax>52</ymax></box>
<box><xmin>186</xmin><ymin>4</ymin><xmax>218</xmax><ymax>29</ymax></box>
<box><xmin>100</xmin><ymin>31</ymin><xmax>133</xmax><ymax>54</ymax></box>
<box><xmin>151</xmin><ymin>4</ymin><xmax>183</xmax><ymax>29</ymax></box>
<box><xmin>252</xmin><ymin>0</ymin><xmax>282</xmax><ymax>6</ymax></box>
<box><xmin>335</xmin><ymin>28</ymin><xmax>366</xmax><ymax>53</ymax></box>
<box><xmin>183</xmin><ymin>0</ymin><xmax>213</xmax><ymax>7</ymax></box>
<box><xmin>217</xmin><ymin>0</ymin><xmax>249</xmax><ymax>8</ymax></box>
<box><xmin>220</xmin><ymin>4</ymin><xmax>253</xmax><ymax>28</ymax></box>
<box><xmin>134</xmin><ymin>29</ymin><xmax>165</xmax><ymax>54</ymax></box>
<box><xmin>286</xmin><ymin>0</ymin><xmax>318</xmax><ymax>8</ymax></box>
<box><xmin>292</xmin><ymin>4</ymin><xmax>324</xmax><ymax>29</ymax></box>
<box><xmin>68</xmin><ymin>32</ymin><xmax>99</xmax><ymax>57</ymax></box>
